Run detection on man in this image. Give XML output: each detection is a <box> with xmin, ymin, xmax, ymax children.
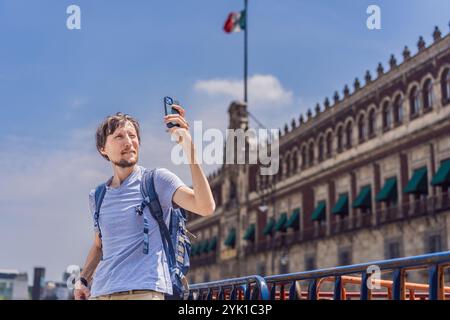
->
<box><xmin>74</xmin><ymin>105</ymin><xmax>215</xmax><ymax>300</ymax></box>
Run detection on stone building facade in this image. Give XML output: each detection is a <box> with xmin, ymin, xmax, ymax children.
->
<box><xmin>186</xmin><ymin>25</ymin><xmax>450</xmax><ymax>285</ymax></box>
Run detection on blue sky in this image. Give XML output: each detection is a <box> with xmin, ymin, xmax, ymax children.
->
<box><xmin>1</xmin><ymin>0</ymin><xmax>449</xmax><ymax>284</ymax></box>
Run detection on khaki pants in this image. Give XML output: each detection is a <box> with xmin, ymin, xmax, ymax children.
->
<box><xmin>89</xmin><ymin>290</ymin><xmax>164</xmax><ymax>300</ymax></box>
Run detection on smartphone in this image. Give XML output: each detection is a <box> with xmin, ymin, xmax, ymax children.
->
<box><xmin>163</xmin><ymin>96</ymin><xmax>181</xmax><ymax>128</ymax></box>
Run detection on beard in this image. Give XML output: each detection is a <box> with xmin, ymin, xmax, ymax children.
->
<box><xmin>112</xmin><ymin>155</ymin><xmax>138</xmax><ymax>168</ymax></box>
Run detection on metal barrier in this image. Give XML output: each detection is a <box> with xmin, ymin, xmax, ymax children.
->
<box><xmin>187</xmin><ymin>251</ymin><xmax>450</xmax><ymax>300</ymax></box>
<box><xmin>187</xmin><ymin>275</ymin><xmax>270</xmax><ymax>300</ymax></box>
<box><xmin>264</xmin><ymin>251</ymin><xmax>450</xmax><ymax>300</ymax></box>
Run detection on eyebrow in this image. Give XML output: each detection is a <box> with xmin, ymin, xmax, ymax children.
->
<box><xmin>114</xmin><ymin>131</ymin><xmax>136</xmax><ymax>136</ymax></box>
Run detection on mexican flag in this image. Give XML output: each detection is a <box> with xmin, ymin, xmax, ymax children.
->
<box><xmin>223</xmin><ymin>10</ymin><xmax>246</xmax><ymax>33</ymax></box>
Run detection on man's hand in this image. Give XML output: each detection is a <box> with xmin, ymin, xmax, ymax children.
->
<box><xmin>164</xmin><ymin>104</ymin><xmax>215</xmax><ymax>216</ymax></box>
<box><xmin>74</xmin><ymin>281</ymin><xmax>91</xmax><ymax>300</ymax></box>
<box><xmin>164</xmin><ymin>104</ymin><xmax>192</xmax><ymax>145</ymax></box>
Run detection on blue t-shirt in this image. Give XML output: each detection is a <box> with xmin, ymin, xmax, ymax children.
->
<box><xmin>88</xmin><ymin>165</ymin><xmax>185</xmax><ymax>297</ymax></box>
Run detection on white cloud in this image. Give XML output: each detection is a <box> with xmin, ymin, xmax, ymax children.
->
<box><xmin>194</xmin><ymin>74</ymin><xmax>294</xmax><ymax>108</ymax></box>
<box><xmin>191</xmin><ymin>74</ymin><xmax>309</xmax><ymax>136</ymax></box>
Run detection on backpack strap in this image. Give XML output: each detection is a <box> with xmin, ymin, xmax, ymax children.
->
<box><xmin>93</xmin><ymin>183</ymin><xmax>107</xmax><ymax>239</ymax></box>
<box><xmin>138</xmin><ymin>169</ymin><xmax>176</xmax><ymax>267</ymax></box>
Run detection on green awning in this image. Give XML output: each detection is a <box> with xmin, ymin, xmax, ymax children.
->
<box><xmin>199</xmin><ymin>239</ymin><xmax>209</xmax><ymax>254</ymax></box>
<box><xmin>274</xmin><ymin>213</ymin><xmax>287</xmax><ymax>232</ymax></box>
<box><xmin>224</xmin><ymin>228</ymin><xmax>236</xmax><ymax>247</ymax></box>
<box><xmin>352</xmin><ymin>185</ymin><xmax>372</xmax><ymax>209</ymax></box>
<box><xmin>285</xmin><ymin>208</ymin><xmax>300</xmax><ymax>230</ymax></box>
<box><xmin>376</xmin><ymin>177</ymin><xmax>397</xmax><ymax>202</ymax></box>
<box><xmin>311</xmin><ymin>201</ymin><xmax>326</xmax><ymax>221</ymax></box>
<box><xmin>207</xmin><ymin>237</ymin><xmax>217</xmax><ymax>252</ymax></box>
<box><xmin>243</xmin><ymin>224</ymin><xmax>255</xmax><ymax>241</ymax></box>
<box><xmin>332</xmin><ymin>193</ymin><xmax>349</xmax><ymax>215</ymax></box>
<box><xmin>262</xmin><ymin>217</ymin><xmax>275</xmax><ymax>236</ymax></box>
<box><xmin>431</xmin><ymin>159</ymin><xmax>450</xmax><ymax>186</ymax></box>
<box><xmin>191</xmin><ymin>244</ymin><xmax>199</xmax><ymax>256</ymax></box>
<box><xmin>404</xmin><ymin>167</ymin><xmax>428</xmax><ymax>194</ymax></box>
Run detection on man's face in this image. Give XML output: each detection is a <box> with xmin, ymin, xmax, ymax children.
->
<box><xmin>100</xmin><ymin>121</ymin><xmax>139</xmax><ymax>168</ymax></box>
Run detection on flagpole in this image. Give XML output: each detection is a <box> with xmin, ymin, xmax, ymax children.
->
<box><xmin>244</xmin><ymin>0</ymin><xmax>248</xmax><ymax>104</ymax></box>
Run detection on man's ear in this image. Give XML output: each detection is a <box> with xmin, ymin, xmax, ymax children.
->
<box><xmin>100</xmin><ymin>147</ymin><xmax>109</xmax><ymax>158</ymax></box>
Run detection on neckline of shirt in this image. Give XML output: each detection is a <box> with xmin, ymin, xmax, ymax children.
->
<box><xmin>105</xmin><ymin>165</ymin><xmax>143</xmax><ymax>192</ymax></box>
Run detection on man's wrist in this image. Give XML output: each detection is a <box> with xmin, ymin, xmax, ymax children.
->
<box><xmin>73</xmin><ymin>276</ymin><xmax>89</xmax><ymax>289</ymax></box>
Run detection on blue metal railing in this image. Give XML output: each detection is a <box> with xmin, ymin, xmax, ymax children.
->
<box><xmin>187</xmin><ymin>275</ymin><xmax>270</xmax><ymax>300</ymax></box>
<box><xmin>186</xmin><ymin>251</ymin><xmax>450</xmax><ymax>300</ymax></box>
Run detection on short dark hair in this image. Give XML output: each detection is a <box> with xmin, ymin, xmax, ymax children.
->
<box><xmin>95</xmin><ymin>112</ymin><xmax>141</xmax><ymax>161</ymax></box>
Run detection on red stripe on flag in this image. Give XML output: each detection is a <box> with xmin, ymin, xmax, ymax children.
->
<box><xmin>223</xmin><ymin>13</ymin><xmax>235</xmax><ymax>33</ymax></box>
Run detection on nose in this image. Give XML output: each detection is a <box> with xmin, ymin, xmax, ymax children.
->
<box><xmin>124</xmin><ymin>135</ymin><xmax>133</xmax><ymax>147</ymax></box>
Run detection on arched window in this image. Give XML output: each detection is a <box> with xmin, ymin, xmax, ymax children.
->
<box><xmin>266</xmin><ymin>174</ymin><xmax>272</xmax><ymax>187</ymax></box>
<box><xmin>285</xmin><ymin>154</ymin><xmax>291</xmax><ymax>177</ymax></box>
<box><xmin>345</xmin><ymin>122</ymin><xmax>353</xmax><ymax>149</ymax></box>
<box><xmin>358</xmin><ymin>115</ymin><xmax>366</xmax><ymax>142</ymax></box>
<box><xmin>318</xmin><ymin>137</ymin><xmax>324</xmax><ymax>162</ymax></box>
<box><xmin>292</xmin><ymin>151</ymin><xmax>298</xmax><ymax>173</ymax></box>
<box><xmin>441</xmin><ymin>69</ymin><xmax>450</xmax><ymax>103</ymax></box>
<box><xmin>368</xmin><ymin>109</ymin><xmax>376</xmax><ymax>137</ymax></box>
<box><xmin>308</xmin><ymin>142</ymin><xmax>315</xmax><ymax>166</ymax></box>
<box><xmin>276</xmin><ymin>157</ymin><xmax>282</xmax><ymax>181</ymax></box>
<box><xmin>410</xmin><ymin>86</ymin><xmax>420</xmax><ymax>116</ymax></box>
<box><xmin>337</xmin><ymin>126</ymin><xmax>343</xmax><ymax>152</ymax></box>
<box><xmin>382</xmin><ymin>101</ymin><xmax>392</xmax><ymax>129</ymax></box>
<box><xmin>326</xmin><ymin>132</ymin><xmax>332</xmax><ymax>158</ymax></box>
<box><xmin>301</xmin><ymin>147</ymin><xmax>307</xmax><ymax>169</ymax></box>
<box><xmin>393</xmin><ymin>95</ymin><xmax>403</xmax><ymax>124</ymax></box>
<box><xmin>423</xmin><ymin>79</ymin><xmax>434</xmax><ymax>110</ymax></box>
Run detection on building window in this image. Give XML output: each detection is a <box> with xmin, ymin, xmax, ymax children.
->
<box><xmin>318</xmin><ymin>137</ymin><xmax>324</xmax><ymax>162</ymax></box>
<box><xmin>304</xmin><ymin>254</ymin><xmax>316</xmax><ymax>271</ymax></box>
<box><xmin>279</xmin><ymin>255</ymin><xmax>289</xmax><ymax>274</ymax></box>
<box><xmin>326</xmin><ymin>132</ymin><xmax>332</xmax><ymax>158</ymax></box>
<box><xmin>382</xmin><ymin>101</ymin><xmax>392</xmax><ymax>129</ymax></box>
<box><xmin>393</xmin><ymin>95</ymin><xmax>403</xmax><ymax>124</ymax></box>
<box><xmin>338</xmin><ymin>248</ymin><xmax>352</xmax><ymax>266</ymax></box>
<box><xmin>345</xmin><ymin>122</ymin><xmax>353</xmax><ymax>149</ymax></box>
<box><xmin>427</xmin><ymin>233</ymin><xmax>443</xmax><ymax>253</ymax></box>
<box><xmin>423</xmin><ymin>79</ymin><xmax>434</xmax><ymax>110</ymax></box>
<box><xmin>285</xmin><ymin>154</ymin><xmax>291</xmax><ymax>177</ymax></box>
<box><xmin>368</xmin><ymin>109</ymin><xmax>376</xmax><ymax>137</ymax></box>
<box><xmin>337</xmin><ymin>126</ymin><xmax>343</xmax><ymax>152</ymax></box>
<box><xmin>301</xmin><ymin>147</ymin><xmax>307</xmax><ymax>169</ymax></box>
<box><xmin>308</xmin><ymin>142</ymin><xmax>315</xmax><ymax>166</ymax></box>
<box><xmin>385</xmin><ymin>239</ymin><xmax>403</xmax><ymax>259</ymax></box>
<box><xmin>256</xmin><ymin>262</ymin><xmax>266</xmax><ymax>276</ymax></box>
<box><xmin>276</xmin><ymin>161</ymin><xmax>282</xmax><ymax>181</ymax></box>
<box><xmin>441</xmin><ymin>68</ymin><xmax>450</xmax><ymax>103</ymax></box>
<box><xmin>410</xmin><ymin>86</ymin><xmax>420</xmax><ymax>116</ymax></box>
<box><xmin>358</xmin><ymin>115</ymin><xmax>366</xmax><ymax>142</ymax></box>
<box><xmin>292</xmin><ymin>151</ymin><xmax>298</xmax><ymax>173</ymax></box>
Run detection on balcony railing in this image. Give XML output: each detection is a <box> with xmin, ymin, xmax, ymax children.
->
<box><xmin>187</xmin><ymin>275</ymin><xmax>270</xmax><ymax>300</ymax></box>
<box><xmin>240</xmin><ymin>193</ymin><xmax>450</xmax><ymax>256</ymax></box>
<box><xmin>187</xmin><ymin>251</ymin><xmax>450</xmax><ymax>300</ymax></box>
<box><xmin>191</xmin><ymin>251</ymin><xmax>217</xmax><ymax>267</ymax></box>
